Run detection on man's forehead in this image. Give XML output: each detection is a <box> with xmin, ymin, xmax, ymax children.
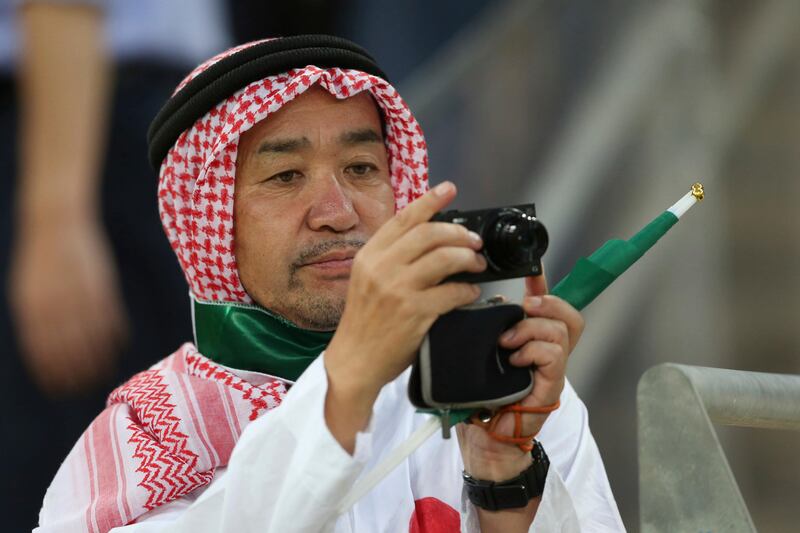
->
<box><xmin>239</xmin><ymin>85</ymin><xmax>385</xmax><ymax>153</ymax></box>
<box><xmin>254</xmin><ymin>129</ymin><xmax>382</xmax><ymax>155</ymax></box>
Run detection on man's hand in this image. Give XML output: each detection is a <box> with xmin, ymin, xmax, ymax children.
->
<box><xmin>456</xmin><ymin>274</ymin><xmax>584</xmax><ymax>531</ymax></box>
<box><xmin>9</xmin><ymin>215</ymin><xmax>129</xmax><ymax>397</ymax></box>
<box><xmin>324</xmin><ymin>181</ymin><xmax>485</xmax><ymax>452</ymax></box>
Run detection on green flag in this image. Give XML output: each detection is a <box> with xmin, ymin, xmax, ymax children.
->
<box><xmin>551</xmin><ymin>211</ymin><xmax>678</xmax><ymax>310</ymax></box>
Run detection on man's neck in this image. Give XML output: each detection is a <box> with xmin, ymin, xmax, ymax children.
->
<box><xmin>192</xmin><ymin>298</ymin><xmax>334</xmax><ymax>381</ymax></box>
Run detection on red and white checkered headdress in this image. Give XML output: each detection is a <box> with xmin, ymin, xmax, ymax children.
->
<box><xmin>156</xmin><ymin>39</ymin><xmax>429</xmax><ymax>304</ymax></box>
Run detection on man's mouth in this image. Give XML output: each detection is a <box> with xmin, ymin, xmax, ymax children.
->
<box><xmin>300</xmin><ymin>249</ymin><xmax>358</xmax><ymax>274</ymax></box>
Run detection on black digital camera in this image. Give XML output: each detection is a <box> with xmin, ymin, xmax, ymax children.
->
<box><xmin>431</xmin><ymin>204</ymin><xmax>548</xmax><ymax>283</ymax></box>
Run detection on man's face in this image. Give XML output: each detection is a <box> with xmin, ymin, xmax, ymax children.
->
<box><xmin>234</xmin><ymin>86</ymin><xmax>395</xmax><ymax>330</ymax></box>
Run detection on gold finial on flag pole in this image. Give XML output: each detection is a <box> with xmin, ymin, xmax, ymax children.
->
<box><xmin>691</xmin><ymin>182</ymin><xmax>705</xmax><ymax>202</ymax></box>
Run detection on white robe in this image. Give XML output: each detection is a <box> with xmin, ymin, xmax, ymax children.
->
<box><xmin>99</xmin><ymin>354</ymin><xmax>624</xmax><ymax>532</ymax></box>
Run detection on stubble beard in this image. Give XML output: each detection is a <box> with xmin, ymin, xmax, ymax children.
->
<box><xmin>283</xmin><ymin>238</ymin><xmax>365</xmax><ymax>330</ymax></box>
<box><xmin>284</xmin><ymin>282</ymin><xmax>346</xmax><ymax>330</ymax></box>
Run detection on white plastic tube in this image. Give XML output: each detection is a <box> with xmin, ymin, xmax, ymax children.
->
<box><xmin>336</xmin><ymin>416</ymin><xmax>442</xmax><ymax>515</ymax></box>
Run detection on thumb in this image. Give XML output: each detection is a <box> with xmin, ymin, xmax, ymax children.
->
<box><xmin>524</xmin><ymin>272</ymin><xmax>549</xmax><ymax>298</ymax></box>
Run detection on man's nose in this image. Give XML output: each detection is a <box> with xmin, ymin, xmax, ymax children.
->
<box><xmin>306</xmin><ymin>174</ymin><xmax>359</xmax><ymax>233</ymax></box>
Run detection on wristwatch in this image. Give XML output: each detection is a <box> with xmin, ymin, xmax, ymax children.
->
<box><xmin>462</xmin><ymin>440</ymin><xmax>549</xmax><ymax>511</ymax></box>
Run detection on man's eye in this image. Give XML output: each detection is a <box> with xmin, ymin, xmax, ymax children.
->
<box><xmin>268</xmin><ymin>170</ymin><xmax>300</xmax><ymax>183</ymax></box>
<box><xmin>347</xmin><ymin>164</ymin><xmax>376</xmax><ymax>176</ymax></box>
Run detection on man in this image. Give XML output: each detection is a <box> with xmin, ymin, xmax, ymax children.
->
<box><xmin>36</xmin><ymin>36</ymin><xmax>624</xmax><ymax>532</ymax></box>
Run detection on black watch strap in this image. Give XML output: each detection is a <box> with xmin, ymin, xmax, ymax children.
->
<box><xmin>463</xmin><ymin>440</ymin><xmax>549</xmax><ymax>511</ymax></box>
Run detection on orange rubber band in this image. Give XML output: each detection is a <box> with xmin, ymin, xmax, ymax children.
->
<box><xmin>469</xmin><ymin>400</ymin><xmax>561</xmax><ymax>452</ymax></box>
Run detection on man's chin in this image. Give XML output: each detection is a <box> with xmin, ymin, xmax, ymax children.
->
<box><xmin>289</xmin><ymin>290</ymin><xmax>346</xmax><ymax>330</ymax></box>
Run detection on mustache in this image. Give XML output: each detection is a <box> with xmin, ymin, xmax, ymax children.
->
<box><xmin>291</xmin><ymin>239</ymin><xmax>366</xmax><ymax>271</ymax></box>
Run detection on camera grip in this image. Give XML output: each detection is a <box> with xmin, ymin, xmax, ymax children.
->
<box><xmin>408</xmin><ymin>303</ymin><xmax>533</xmax><ymax>410</ymax></box>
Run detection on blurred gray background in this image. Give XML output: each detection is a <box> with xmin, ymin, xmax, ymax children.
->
<box><xmin>3</xmin><ymin>0</ymin><xmax>799</xmax><ymax>530</ymax></box>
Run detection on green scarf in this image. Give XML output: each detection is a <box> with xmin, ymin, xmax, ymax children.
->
<box><xmin>192</xmin><ymin>299</ymin><xmax>334</xmax><ymax>381</ymax></box>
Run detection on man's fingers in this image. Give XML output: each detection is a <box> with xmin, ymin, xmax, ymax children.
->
<box><xmin>490</xmin><ymin>338</ymin><xmax>565</xmax><ymax>437</ymax></box>
<box><xmin>508</xmin><ymin>340</ymin><xmax>565</xmax><ymax>370</ymax></box>
<box><xmin>524</xmin><ymin>272</ymin><xmax>548</xmax><ymax>298</ymax></box>
<box><xmin>521</xmin><ymin>295</ymin><xmax>584</xmax><ymax>352</ymax></box>
<box><xmin>422</xmin><ymin>282</ymin><xmax>481</xmax><ymax>316</ymax></box>
<box><xmin>389</xmin><ymin>221</ymin><xmax>482</xmax><ymax>266</ymax></box>
<box><xmin>408</xmin><ymin>246</ymin><xmax>486</xmax><ymax>288</ymax></box>
<box><xmin>369</xmin><ymin>181</ymin><xmax>457</xmax><ymax>249</ymax></box>
<box><xmin>499</xmin><ymin>316</ymin><xmax>569</xmax><ymax>350</ymax></box>
<box><xmin>510</xmin><ymin>340</ymin><xmax>566</xmax><ymax>408</ymax></box>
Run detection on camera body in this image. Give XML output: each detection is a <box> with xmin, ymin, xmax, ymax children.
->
<box><xmin>412</xmin><ymin>204</ymin><xmax>549</xmax><ymax>419</ymax></box>
<box><xmin>432</xmin><ymin>204</ymin><xmax>549</xmax><ymax>283</ymax></box>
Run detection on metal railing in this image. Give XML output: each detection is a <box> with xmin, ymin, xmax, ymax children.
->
<box><xmin>637</xmin><ymin>363</ymin><xmax>800</xmax><ymax>532</ymax></box>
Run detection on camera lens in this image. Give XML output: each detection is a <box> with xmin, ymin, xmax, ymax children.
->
<box><xmin>483</xmin><ymin>209</ymin><xmax>548</xmax><ymax>271</ymax></box>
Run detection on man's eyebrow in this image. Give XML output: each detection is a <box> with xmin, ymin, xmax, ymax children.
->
<box><xmin>339</xmin><ymin>128</ymin><xmax>383</xmax><ymax>146</ymax></box>
<box><xmin>256</xmin><ymin>137</ymin><xmax>311</xmax><ymax>155</ymax></box>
